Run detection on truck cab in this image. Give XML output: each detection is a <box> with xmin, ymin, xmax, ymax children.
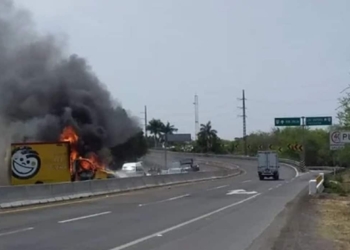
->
<box><xmin>257</xmin><ymin>151</ymin><xmax>279</xmax><ymax>180</ymax></box>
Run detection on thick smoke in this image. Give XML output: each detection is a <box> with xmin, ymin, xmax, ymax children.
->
<box><xmin>0</xmin><ymin>0</ymin><xmax>141</xmax><ymax>175</ymax></box>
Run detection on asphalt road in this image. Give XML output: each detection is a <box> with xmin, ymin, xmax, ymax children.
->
<box><xmin>0</xmin><ymin>158</ymin><xmax>313</xmax><ymax>250</ymax></box>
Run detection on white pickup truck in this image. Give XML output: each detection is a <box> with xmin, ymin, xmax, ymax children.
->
<box><xmin>257</xmin><ymin>151</ymin><xmax>280</xmax><ymax>180</ymax></box>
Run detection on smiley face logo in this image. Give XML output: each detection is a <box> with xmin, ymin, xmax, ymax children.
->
<box><xmin>11</xmin><ymin>146</ymin><xmax>41</xmax><ymax>179</ymax></box>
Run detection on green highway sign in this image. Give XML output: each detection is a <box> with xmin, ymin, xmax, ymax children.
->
<box><xmin>274</xmin><ymin>117</ymin><xmax>301</xmax><ymax>126</ymax></box>
<box><xmin>305</xmin><ymin>116</ymin><xmax>332</xmax><ymax>126</ymax></box>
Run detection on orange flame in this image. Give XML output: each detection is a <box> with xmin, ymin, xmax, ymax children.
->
<box><xmin>60</xmin><ymin>126</ymin><xmax>78</xmax><ymax>144</ymax></box>
<box><xmin>59</xmin><ymin>126</ymin><xmax>105</xmax><ymax>177</ymax></box>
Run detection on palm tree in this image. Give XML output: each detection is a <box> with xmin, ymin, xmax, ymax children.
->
<box><xmin>198</xmin><ymin>121</ymin><xmax>218</xmax><ymax>152</ymax></box>
<box><xmin>161</xmin><ymin>122</ymin><xmax>178</xmax><ymax>145</ymax></box>
<box><xmin>146</xmin><ymin>119</ymin><xmax>164</xmax><ymax>147</ymax></box>
<box><xmin>162</xmin><ymin>122</ymin><xmax>178</xmax><ymax>135</ymax></box>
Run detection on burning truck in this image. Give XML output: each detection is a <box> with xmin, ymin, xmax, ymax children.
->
<box><xmin>10</xmin><ymin>126</ymin><xmax>115</xmax><ymax>185</ymax></box>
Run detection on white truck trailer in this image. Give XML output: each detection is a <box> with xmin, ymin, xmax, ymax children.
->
<box><xmin>257</xmin><ymin>151</ymin><xmax>280</xmax><ymax>180</ymax></box>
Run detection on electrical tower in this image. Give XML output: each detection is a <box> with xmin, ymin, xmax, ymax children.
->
<box><xmin>238</xmin><ymin>90</ymin><xmax>247</xmax><ymax>155</ymax></box>
<box><xmin>194</xmin><ymin>94</ymin><xmax>199</xmax><ymax>140</ymax></box>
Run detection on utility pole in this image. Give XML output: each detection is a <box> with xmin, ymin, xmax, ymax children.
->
<box><xmin>194</xmin><ymin>94</ymin><xmax>199</xmax><ymax>140</ymax></box>
<box><xmin>144</xmin><ymin>105</ymin><xmax>147</xmax><ymax>137</ymax></box>
<box><xmin>301</xmin><ymin>116</ymin><xmax>306</xmax><ymax>171</ymax></box>
<box><xmin>238</xmin><ymin>90</ymin><xmax>247</xmax><ymax>155</ymax></box>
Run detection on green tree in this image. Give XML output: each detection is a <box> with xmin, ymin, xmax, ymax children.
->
<box><xmin>161</xmin><ymin>122</ymin><xmax>178</xmax><ymax>136</ymax></box>
<box><xmin>197</xmin><ymin>121</ymin><xmax>218</xmax><ymax>152</ymax></box>
<box><xmin>161</xmin><ymin>122</ymin><xmax>178</xmax><ymax>146</ymax></box>
<box><xmin>146</xmin><ymin>119</ymin><xmax>164</xmax><ymax>147</ymax></box>
<box><xmin>337</xmin><ymin>92</ymin><xmax>350</xmax><ymax>128</ymax></box>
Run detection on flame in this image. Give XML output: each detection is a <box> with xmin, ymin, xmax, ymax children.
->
<box><xmin>59</xmin><ymin>126</ymin><xmax>105</xmax><ymax>178</ymax></box>
<box><xmin>60</xmin><ymin>126</ymin><xmax>78</xmax><ymax>144</ymax></box>
<box><xmin>60</xmin><ymin>126</ymin><xmax>79</xmax><ymax>173</ymax></box>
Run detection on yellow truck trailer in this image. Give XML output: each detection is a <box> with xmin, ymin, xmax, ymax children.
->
<box><xmin>10</xmin><ymin>142</ymin><xmax>113</xmax><ymax>185</ymax></box>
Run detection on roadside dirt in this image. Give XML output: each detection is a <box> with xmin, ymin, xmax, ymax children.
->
<box><xmin>316</xmin><ymin>194</ymin><xmax>350</xmax><ymax>250</ymax></box>
<box><xmin>247</xmin><ymin>189</ymin><xmax>350</xmax><ymax>250</ymax></box>
<box><xmin>271</xmin><ymin>193</ymin><xmax>350</xmax><ymax>250</ymax></box>
<box><xmin>271</xmin><ymin>194</ymin><xmax>335</xmax><ymax>250</ymax></box>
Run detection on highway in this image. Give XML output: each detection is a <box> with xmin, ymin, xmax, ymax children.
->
<box><xmin>0</xmin><ymin>158</ymin><xmax>312</xmax><ymax>250</ymax></box>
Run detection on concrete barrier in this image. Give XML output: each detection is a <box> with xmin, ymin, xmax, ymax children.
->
<box><xmin>0</xmin><ymin>166</ymin><xmax>241</xmax><ymax>209</ymax></box>
<box><xmin>309</xmin><ymin>173</ymin><xmax>324</xmax><ymax>195</ymax></box>
<box><xmin>149</xmin><ymin>150</ymin><xmax>301</xmax><ymax>170</ymax></box>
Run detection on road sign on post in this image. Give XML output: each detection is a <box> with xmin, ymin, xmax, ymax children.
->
<box><xmin>306</xmin><ymin>116</ymin><xmax>332</xmax><ymax>126</ymax></box>
<box><xmin>330</xmin><ymin>131</ymin><xmax>345</xmax><ymax>150</ymax></box>
<box><xmin>274</xmin><ymin>117</ymin><xmax>301</xmax><ymax>126</ymax></box>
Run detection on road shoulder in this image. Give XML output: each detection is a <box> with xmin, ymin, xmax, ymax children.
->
<box><xmin>247</xmin><ymin>188</ymin><xmax>334</xmax><ymax>250</ymax></box>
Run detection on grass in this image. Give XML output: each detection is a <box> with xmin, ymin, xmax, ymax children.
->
<box><xmin>315</xmin><ymin>197</ymin><xmax>350</xmax><ymax>250</ymax></box>
<box><xmin>324</xmin><ymin>169</ymin><xmax>350</xmax><ymax>196</ymax></box>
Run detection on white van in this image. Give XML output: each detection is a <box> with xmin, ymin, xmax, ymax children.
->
<box><xmin>121</xmin><ymin>162</ymin><xmax>149</xmax><ymax>177</ymax></box>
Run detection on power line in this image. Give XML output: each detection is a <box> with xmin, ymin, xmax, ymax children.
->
<box><xmin>238</xmin><ymin>89</ymin><xmax>247</xmax><ymax>156</ymax></box>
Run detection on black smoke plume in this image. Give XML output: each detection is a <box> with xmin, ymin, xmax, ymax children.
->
<box><xmin>0</xmin><ymin>0</ymin><xmax>141</xmax><ymax>167</ymax></box>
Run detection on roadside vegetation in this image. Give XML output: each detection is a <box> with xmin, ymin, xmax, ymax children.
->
<box><xmin>323</xmin><ymin>169</ymin><xmax>350</xmax><ymax>196</ymax></box>
<box><xmin>146</xmin><ymin>120</ymin><xmax>350</xmax><ymax>167</ymax></box>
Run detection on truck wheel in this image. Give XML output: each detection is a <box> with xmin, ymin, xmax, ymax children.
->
<box><xmin>273</xmin><ymin>174</ymin><xmax>279</xmax><ymax>180</ymax></box>
<box><xmin>259</xmin><ymin>175</ymin><xmax>264</xmax><ymax>180</ymax></box>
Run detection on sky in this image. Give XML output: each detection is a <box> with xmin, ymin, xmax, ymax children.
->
<box><xmin>14</xmin><ymin>0</ymin><xmax>350</xmax><ymax>139</ymax></box>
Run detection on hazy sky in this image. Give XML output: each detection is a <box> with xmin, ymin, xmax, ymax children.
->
<box><xmin>14</xmin><ymin>0</ymin><xmax>350</xmax><ymax>139</ymax></box>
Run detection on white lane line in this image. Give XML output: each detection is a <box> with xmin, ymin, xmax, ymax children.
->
<box><xmin>206</xmin><ymin>185</ymin><xmax>228</xmax><ymax>191</ymax></box>
<box><xmin>139</xmin><ymin>194</ymin><xmax>190</xmax><ymax>207</ymax></box>
<box><xmin>167</xmin><ymin>194</ymin><xmax>190</xmax><ymax>201</ymax></box>
<box><xmin>58</xmin><ymin>211</ymin><xmax>111</xmax><ymax>224</ymax></box>
<box><xmin>282</xmin><ymin>163</ymin><xmax>299</xmax><ymax>178</ymax></box>
<box><xmin>0</xmin><ymin>227</ymin><xmax>34</xmax><ymax>237</ymax></box>
<box><xmin>268</xmin><ymin>187</ymin><xmax>274</xmax><ymax>191</ymax></box>
<box><xmin>241</xmin><ymin>180</ymin><xmax>252</xmax><ymax>183</ymax></box>
<box><xmin>275</xmin><ymin>184</ymin><xmax>282</xmax><ymax>188</ymax></box>
<box><xmin>110</xmin><ymin>193</ymin><xmax>261</xmax><ymax>250</ymax></box>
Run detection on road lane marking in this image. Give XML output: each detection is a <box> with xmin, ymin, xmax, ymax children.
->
<box><xmin>0</xmin><ymin>227</ymin><xmax>34</xmax><ymax>237</ymax></box>
<box><xmin>275</xmin><ymin>184</ymin><xmax>282</xmax><ymax>188</ymax></box>
<box><xmin>241</xmin><ymin>180</ymin><xmax>252</xmax><ymax>183</ymax></box>
<box><xmin>268</xmin><ymin>187</ymin><xmax>274</xmax><ymax>191</ymax></box>
<box><xmin>58</xmin><ymin>211</ymin><xmax>111</xmax><ymax>224</ymax></box>
<box><xmin>226</xmin><ymin>189</ymin><xmax>258</xmax><ymax>195</ymax></box>
<box><xmin>138</xmin><ymin>194</ymin><xmax>190</xmax><ymax>207</ymax></box>
<box><xmin>206</xmin><ymin>185</ymin><xmax>228</xmax><ymax>191</ymax></box>
<box><xmin>282</xmin><ymin>163</ymin><xmax>299</xmax><ymax>177</ymax></box>
<box><xmin>110</xmin><ymin>193</ymin><xmax>261</xmax><ymax>250</ymax></box>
